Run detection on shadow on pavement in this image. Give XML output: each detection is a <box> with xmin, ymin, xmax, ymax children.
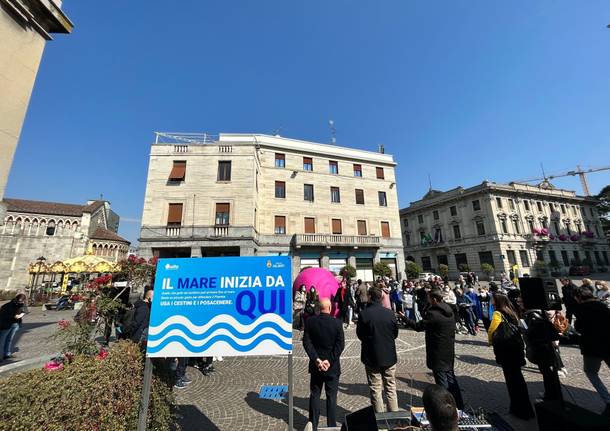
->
<box><xmin>12</xmin><ymin>321</ymin><xmax>58</xmax><ymax>347</ymax></box>
<box><xmin>455</xmin><ymin>338</ymin><xmax>489</xmax><ymax>347</ymax></box>
<box><xmin>244</xmin><ymin>391</ymin><xmax>309</xmax><ymax>428</ymax></box>
<box><xmin>174</xmin><ymin>404</ymin><xmax>221</xmax><ymax>431</ymax></box>
<box><xmin>456</xmin><ymin>354</ymin><xmax>498</xmax><ymax>367</ymax></box>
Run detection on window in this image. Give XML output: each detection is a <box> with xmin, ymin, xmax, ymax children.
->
<box><xmin>168</xmin><ymin>161</ymin><xmax>186</xmax><ymax>181</ymax></box>
<box><xmin>405</xmin><ymin>233</ymin><xmax>411</xmax><ymax>246</ymax></box>
<box><xmin>565</xmin><ymin>222</ymin><xmax>571</xmax><ymax>235</ymax></box>
<box><xmin>419</xmin><ymin>231</ymin><xmax>426</xmax><ymax>242</ymax></box>
<box><xmin>304</xmin><ymin>217</ymin><xmax>316</xmax><ymax>234</ymax></box>
<box><xmin>560</xmin><ymin>204</ymin><xmax>566</xmax><ymax>214</ymax></box>
<box><xmin>418</xmin><ymin>214</ymin><xmax>424</xmax><ymax>224</ymax></box>
<box><xmin>274</xmin><ymin>216</ymin><xmax>286</xmax><ymax>234</ymax></box>
<box><xmin>501</xmin><ymin>219</ymin><xmax>508</xmax><ymax>234</ymax></box>
<box><xmin>433</xmin><ymin>210</ymin><xmax>439</xmax><ymax>220</ymax></box>
<box><xmin>509</xmin><ymin>199</ymin><xmax>515</xmax><ymax>210</ymax></box>
<box><xmin>479</xmin><ymin>251</ymin><xmax>494</xmax><ymax>268</ymax></box>
<box><xmin>433</xmin><ymin>228</ymin><xmax>442</xmax><ymax>242</ymax></box>
<box><xmin>275</xmin><ymin>153</ymin><xmax>285</xmax><ymax>168</ymax></box>
<box><xmin>476</xmin><ymin>220</ymin><xmax>485</xmax><ymax>236</ymax></box>
<box><xmin>275</xmin><ymin>181</ymin><xmax>286</xmax><ymax>198</ymax></box>
<box><xmin>528</xmin><ymin>219</ymin><xmax>535</xmax><ymax>232</ymax></box>
<box><xmin>329</xmin><ymin>160</ymin><xmax>338</xmax><ymax>175</ymax></box>
<box><xmin>378</xmin><ymin>191</ymin><xmax>387</xmax><ymax>207</ymax></box>
<box><xmin>376</xmin><ymin>167</ymin><xmax>385</xmax><ymax>179</ymax></box>
<box><xmin>215</xmin><ymin>203</ymin><xmax>230</xmax><ymax>225</ymax></box>
<box><xmin>421</xmin><ymin>256</ymin><xmax>432</xmax><ymax>271</ymax></box>
<box><xmin>217</xmin><ymin>161</ymin><xmax>232</xmax><ymax>181</ymax></box>
<box><xmin>571</xmin><ymin>205</ymin><xmax>577</xmax><ymax>216</ymax></box>
<box><xmin>381</xmin><ymin>221</ymin><xmax>391</xmax><ymax>238</ymax></box>
<box><xmin>541</xmin><ymin>218</ymin><xmax>548</xmax><ymax>229</ymax></box>
<box><xmin>536</xmin><ymin>201</ymin><xmax>543</xmax><ymax>212</ymax></box>
<box><xmin>472</xmin><ymin>200</ymin><xmax>481</xmax><ymax>211</ymax></box>
<box><xmin>332</xmin><ymin>219</ymin><xmax>342</xmax><ymax>234</ymax></box>
<box><xmin>330</xmin><ymin>187</ymin><xmax>341</xmax><ymax>203</ymax></box>
<box><xmin>438</xmin><ymin>255</ymin><xmax>449</xmax><ymax>266</ymax></box>
<box><xmin>496</xmin><ymin>197</ymin><xmax>503</xmax><ymax>208</ymax></box>
<box><xmin>520</xmin><ymin>250</ymin><xmax>531</xmax><ymax>267</ymax></box>
<box><xmin>524</xmin><ymin>200</ymin><xmax>530</xmax><ymax>211</ymax></box>
<box><xmin>511</xmin><ymin>218</ymin><xmax>519</xmax><ymax>234</ymax></box>
<box><xmin>553</xmin><ymin>221</ymin><xmax>560</xmax><ymax>235</ymax></box>
<box><xmin>303</xmin><ymin>157</ymin><xmax>313</xmax><ymax>171</ymax></box>
<box><xmin>548</xmin><ymin>250</ymin><xmax>558</xmax><ymax>265</ymax></box>
<box><xmin>357</xmin><ymin>220</ymin><xmax>367</xmax><ymax>235</ymax></box>
<box><xmin>507</xmin><ymin>250</ymin><xmax>517</xmax><ymax>266</ymax></box>
<box><xmin>454</xmin><ymin>253</ymin><xmax>468</xmax><ymax>270</ymax></box>
<box><xmin>595</xmin><ymin>225</ymin><xmax>600</xmax><ymax>237</ymax></box>
<box><xmin>167</xmin><ymin>203</ymin><xmax>183</xmax><ymax>226</ymax></box>
<box><xmin>452</xmin><ymin>224</ymin><xmax>461</xmax><ymax>239</ymax></box>
<box><xmin>403</xmin><ymin>219</ymin><xmax>408</xmax><ymax>227</ymax></box>
<box><xmin>573</xmin><ymin>250</ymin><xmax>580</xmax><ymax>264</ymax></box>
<box><xmin>353</xmin><ymin>164</ymin><xmax>362</xmax><ymax>177</ymax></box>
<box><xmin>355</xmin><ymin>189</ymin><xmax>365</xmax><ymax>204</ymax></box>
<box><xmin>549</xmin><ymin>203</ymin><xmax>555</xmax><ymax>212</ymax></box>
<box><xmin>46</xmin><ymin>221</ymin><xmax>56</xmax><ymax>236</ymax></box>
<box><xmin>304</xmin><ymin>184</ymin><xmax>314</xmax><ymax>202</ymax></box>
<box><xmin>450</xmin><ymin>206</ymin><xmax>457</xmax><ymax>216</ymax></box>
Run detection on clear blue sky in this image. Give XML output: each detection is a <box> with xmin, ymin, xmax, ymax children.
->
<box><xmin>6</xmin><ymin>1</ymin><xmax>610</xmax><ymax>245</ymax></box>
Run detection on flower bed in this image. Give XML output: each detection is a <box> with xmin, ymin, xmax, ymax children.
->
<box><xmin>0</xmin><ymin>341</ymin><xmax>175</xmax><ymax>431</ymax></box>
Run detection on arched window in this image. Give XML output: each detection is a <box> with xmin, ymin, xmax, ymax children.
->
<box><xmin>46</xmin><ymin>220</ymin><xmax>56</xmax><ymax>236</ymax></box>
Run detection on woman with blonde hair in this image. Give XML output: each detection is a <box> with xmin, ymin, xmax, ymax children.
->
<box><xmin>595</xmin><ymin>280</ymin><xmax>610</xmax><ymax>302</ymax></box>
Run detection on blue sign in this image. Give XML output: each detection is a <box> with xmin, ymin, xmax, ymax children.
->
<box><xmin>146</xmin><ymin>256</ymin><xmax>293</xmax><ymax>358</ymax></box>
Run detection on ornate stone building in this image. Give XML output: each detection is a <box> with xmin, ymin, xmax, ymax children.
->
<box><xmin>0</xmin><ymin>0</ymin><xmax>73</xmax><ymax>221</ymax></box>
<box><xmin>0</xmin><ymin>198</ymin><xmax>129</xmax><ymax>290</ymax></box>
<box><xmin>400</xmin><ymin>181</ymin><xmax>609</xmax><ymax>278</ymax></box>
<box><xmin>139</xmin><ymin>133</ymin><xmax>405</xmax><ymax>281</ymax></box>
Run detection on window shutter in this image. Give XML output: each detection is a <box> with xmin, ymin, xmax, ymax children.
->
<box><xmin>168</xmin><ymin>161</ymin><xmax>186</xmax><ymax>181</ymax></box>
<box><xmin>332</xmin><ymin>219</ymin><xmax>342</xmax><ymax>234</ymax></box>
<box><xmin>381</xmin><ymin>221</ymin><xmax>390</xmax><ymax>238</ymax></box>
<box><xmin>304</xmin><ymin>218</ymin><xmax>315</xmax><ymax>234</ymax></box>
<box><xmin>167</xmin><ymin>203</ymin><xmax>183</xmax><ymax>224</ymax></box>
<box><xmin>376</xmin><ymin>167</ymin><xmax>384</xmax><ymax>179</ymax></box>
<box><xmin>216</xmin><ymin>203</ymin><xmax>230</xmax><ymax>213</ymax></box>
<box><xmin>275</xmin><ymin>216</ymin><xmax>286</xmax><ymax>228</ymax></box>
<box><xmin>355</xmin><ymin>189</ymin><xmax>364</xmax><ymax>204</ymax></box>
<box><xmin>357</xmin><ymin>220</ymin><xmax>367</xmax><ymax>235</ymax></box>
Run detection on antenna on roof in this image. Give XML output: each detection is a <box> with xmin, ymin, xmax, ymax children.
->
<box><xmin>329</xmin><ymin>120</ymin><xmax>336</xmax><ymax>144</ymax></box>
<box><xmin>540</xmin><ymin>163</ymin><xmax>547</xmax><ymax>180</ymax></box>
<box><xmin>272</xmin><ymin>125</ymin><xmax>283</xmax><ymax>137</ymax></box>
<box><xmin>100</xmin><ymin>193</ymin><xmax>104</xmax><ymax>201</ymax></box>
<box><xmin>428</xmin><ymin>173</ymin><xmax>432</xmax><ymax>191</ymax></box>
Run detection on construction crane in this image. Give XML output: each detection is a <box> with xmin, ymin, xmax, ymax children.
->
<box><xmin>515</xmin><ymin>165</ymin><xmax>610</xmax><ymax>196</ymax></box>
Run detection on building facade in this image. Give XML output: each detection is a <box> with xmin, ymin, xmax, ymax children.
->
<box><xmin>400</xmin><ymin>181</ymin><xmax>610</xmax><ymax>278</ymax></box>
<box><xmin>0</xmin><ymin>198</ymin><xmax>129</xmax><ymax>290</ymax></box>
<box><xmin>0</xmin><ymin>0</ymin><xmax>73</xmax><ymax>220</ymax></box>
<box><xmin>139</xmin><ymin>133</ymin><xmax>405</xmax><ymax>281</ymax></box>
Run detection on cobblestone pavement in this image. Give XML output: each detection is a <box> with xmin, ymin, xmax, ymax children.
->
<box><xmin>175</xmin><ymin>325</ymin><xmax>610</xmax><ymax>431</ymax></box>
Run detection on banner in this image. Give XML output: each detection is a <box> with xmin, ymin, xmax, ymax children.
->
<box><xmin>146</xmin><ymin>256</ymin><xmax>293</xmax><ymax>358</ymax></box>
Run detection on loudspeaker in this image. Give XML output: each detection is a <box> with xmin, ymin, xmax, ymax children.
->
<box><xmin>341</xmin><ymin>406</ymin><xmax>377</xmax><ymax>431</ymax></box>
<box><xmin>519</xmin><ymin>277</ymin><xmax>562</xmax><ymax>310</ymax></box>
<box><xmin>535</xmin><ymin>401</ymin><xmax>610</xmax><ymax>431</ymax></box>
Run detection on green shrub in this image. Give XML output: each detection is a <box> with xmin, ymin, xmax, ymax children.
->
<box><xmin>373</xmin><ymin>261</ymin><xmax>392</xmax><ymax>278</ymax></box>
<box><xmin>481</xmin><ymin>263</ymin><xmax>494</xmax><ymax>278</ymax></box>
<box><xmin>340</xmin><ymin>264</ymin><xmax>357</xmax><ymax>280</ymax></box>
<box><xmin>458</xmin><ymin>263</ymin><xmax>470</xmax><ymax>272</ymax></box>
<box><xmin>438</xmin><ymin>264</ymin><xmax>449</xmax><ymax>277</ymax></box>
<box><xmin>0</xmin><ymin>341</ymin><xmax>175</xmax><ymax>431</ymax></box>
<box><xmin>405</xmin><ymin>261</ymin><xmax>422</xmax><ymax>279</ymax></box>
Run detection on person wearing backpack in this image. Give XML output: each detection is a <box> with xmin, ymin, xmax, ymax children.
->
<box><xmin>488</xmin><ymin>294</ymin><xmax>535</xmax><ymax>420</ymax></box>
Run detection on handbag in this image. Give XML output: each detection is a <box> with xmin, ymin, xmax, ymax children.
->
<box><xmin>492</xmin><ymin>314</ymin><xmax>525</xmax><ymax>360</ymax></box>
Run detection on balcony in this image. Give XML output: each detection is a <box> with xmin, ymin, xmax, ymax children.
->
<box><xmin>293</xmin><ymin>234</ymin><xmax>381</xmax><ymax>248</ymax></box>
<box><xmin>141</xmin><ymin>225</ymin><xmax>258</xmax><ymax>242</ymax></box>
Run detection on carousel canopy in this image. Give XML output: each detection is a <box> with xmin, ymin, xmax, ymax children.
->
<box><xmin>28</xmin><ymin>254</ymin><xmax>121</xmax><ymax>274</ymax></box>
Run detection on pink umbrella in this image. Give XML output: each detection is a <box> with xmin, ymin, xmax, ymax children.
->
<box><xmin>293</xmin><ymin>267</ymin><xmax>341</xmax><ymax>316</ymax></box>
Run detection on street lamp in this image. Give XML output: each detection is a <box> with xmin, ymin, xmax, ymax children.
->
<box><xmin>28</xmin><ymin>256</ymin><xmax>46</xmax><ymax>304</ymax></box>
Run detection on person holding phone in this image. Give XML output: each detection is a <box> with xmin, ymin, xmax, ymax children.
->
<box><xmin>0</xmin><ymin>293</ymin><xmax>27</xmax><ymax>361</ymax></box>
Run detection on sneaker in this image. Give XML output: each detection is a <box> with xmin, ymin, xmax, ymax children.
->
<box><xmin>174</xmin><ymin>380</ymin><xmax>187</xmax><ymax>389</ymax></box>
<box><xmin>303</xmin><ymin>421</ymin><xmax>313</xmax><ymax>431</ymax></box>
<box><xmin>181</xmin><ymin>376</ymin><xmax>193</xmax><ymax>384</ymax></box>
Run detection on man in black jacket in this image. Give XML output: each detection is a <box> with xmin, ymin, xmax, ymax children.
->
<box><xmin>130</xmin><ymin>288</ymin><xmax>153</xmax><ymax>346</ymax></box>
<box><xmin>574</xmin><ymin>286</ymin><xmax>610</xmax><ymax>417</ymax></box>
<box><xmin>303</xmin><ymin>298</ymin><xmax>345</xmax><ymax>430</ymax></box>
<box><xmin>404</xmin><ymin>289</ymin><xmax>464</xmax><ymax>410</ymax></box>
<box><xmin>560</xmin><ymin>278</ymin><xmax>578</xmax><ymax>324</ymax></box>
<box><xmin>357</xmin><ymin>286</ymin><xmax>399</xmax><ymax>413</ymax></box>
<box><xmin>0</xmin><ymin>293</ymin><xmax>26</xmax><ymax>361</ymax></box>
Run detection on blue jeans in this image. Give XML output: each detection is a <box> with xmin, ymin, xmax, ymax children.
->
<box><xmin>0</xmin><ymin>323</ymin><xmax>19</xmax><ymax>359</ymax></box>
<box><xmin>433</xmin><ymin>369</ymin><xmax>465</xmax><ymax>410</ymax></box>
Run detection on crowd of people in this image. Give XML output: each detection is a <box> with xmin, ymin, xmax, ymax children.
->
<box><xmin>299</xmin><ymin>273</ymin><xmax>610</xmax><ymax>430</ymax></box>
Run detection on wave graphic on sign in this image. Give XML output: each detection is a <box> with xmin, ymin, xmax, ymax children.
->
<box><xmin>147</xmin><ymin>314</ymin><xmax>292</xmax><ymax>355</ymax></box>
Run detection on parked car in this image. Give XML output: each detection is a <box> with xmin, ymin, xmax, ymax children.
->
<box><xmin>418</xmin><ymin>272</ymin><xmax>439</xmax><ymax>281</ymax></box>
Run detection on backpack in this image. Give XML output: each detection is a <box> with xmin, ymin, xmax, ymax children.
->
<box><xmin>492</xmin><ymin>314</ymin><xmax>525</xmax><ymax>363</ymax></box>
<box><xmin>119</xmin><ymin>307</ymin><xmax>137</xmax><ymax>337</ymax></box>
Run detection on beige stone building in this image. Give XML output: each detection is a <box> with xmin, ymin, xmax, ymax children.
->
<box><xmin>139</xmin><ymin>133</ymin><xmax>405</xmax><ymax>280</ymax></box>
<box><xmin>0</xmin><ymin>198</ymin><xmax>129</xmax><ymax>290</ymax></box>
<box><xmin>400</xmin><ymin>181</ymin><xmax>610</xmax><ymax>278</ymax></box>
<box><xmin>0</xmin><ymin>0</ymin><xmax>73</xmax><ymax>220</ymax></box>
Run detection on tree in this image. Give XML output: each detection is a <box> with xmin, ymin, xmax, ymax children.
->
<box><xmin>405</xmin><ymin>261</ymin><xmax>422</xmax><ymax>279</ymax></box>
<box><xmin>340</xmin><ymin>264</ymin><xmax>357</xmax><ymax>280</ymax></box>
<box><xmin>373</xmin><ymin>261</ymin><xmax>392</xmax><ymax>278</ymax></box>
<box><xmin>480</xmin><ymin>263</ymin><xmax>494</xmax><ymax>279</ymax></box>
<box><xmin>595</xmin><ymin>185</ymin><xmax>610</xmax><ymax>233</ymax></box>
<box><xmin>438</xmin><ymin>264</ymin><xmax>449</xmax><ymax>278</ymax></box>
